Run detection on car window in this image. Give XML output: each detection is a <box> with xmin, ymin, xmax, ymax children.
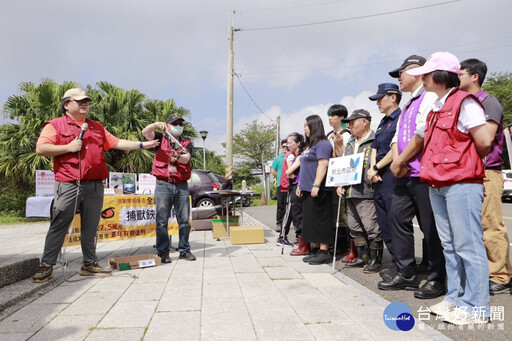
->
<box><xmin>208</xmin><ymin>172</ymin><xmax>220</xmax><ymax>182</ymax></box>
<box><xmin>188</xmin><ymin>172</ymin><xmax>201</xmax><ymax>183</ymax></box>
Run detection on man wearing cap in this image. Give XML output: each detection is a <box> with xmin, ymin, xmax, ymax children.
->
<box><xmin>142</xmin><ymin>114</ymin><xmax>195</xmax><ymax>263</ymax></box>
<box><xmin>326</xmin><ymin>104</ymin><xmax>351</xmax><ymax>255</ymax></box>
<box><xmin>406</xmin><ymin>52</ymin><xmax>491</xmax><ymax>325</ymax></box>
<box><xmin>366</xmin><ymin>83</ymin><xmax>401</xmax><ymax>273</ymax></box>
<box><xmin>32</xmin><ymin>88</ymin><xmax>160</xmax><ymax>283</ymax></box>
<box><xmin>459</xmin><ymin>58</ymin><xmax>512</xmax><ymax>295</ymax></box>
<box><xmin>336</xmin><ymin>110</ymin><xmax>382</xmax><ymax>272</ymax></box>
<box><xmin>378</xmin><ymin>56</ymin><xmax>446</xmax><ymax>298</ymax></box>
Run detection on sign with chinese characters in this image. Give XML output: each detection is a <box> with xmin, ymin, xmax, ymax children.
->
<box><xmin>64</xmin><ymin>195</ymin><xmax>190</xmax><ymax>246</ymax></box>
<box><xmin>35</xmin><ymin>170</ymin><xmax>55</xmax><ymax>197</ymax></box>
<box><xmin>138</xmin><ymin>173</ymin><xmax>156</xmax><ymax>194</ymax></box>
<box><xmin>325</xmin><ymin>153</ymin><xmax>364</xmax><ymax>187</ymax></box>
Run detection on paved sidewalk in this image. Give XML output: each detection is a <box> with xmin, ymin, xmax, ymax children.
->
<box><xmin>0</xmin><ymin>215</ymin><xmax>447</xmax><ymax>340</ymax></box>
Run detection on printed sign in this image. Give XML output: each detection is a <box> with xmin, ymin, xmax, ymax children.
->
<box><xmin>64</xmin><ymin>195</ymin><xmax>190</xmax><ymax>246</ymax></box>
<box><xmin>35</xmin><ymin>170</ymin><xmax>55</xmax><ymax>197</ymax></box>
<box><xmin>325</xmin><ymin>153</ymin><xmax>364</xmax><ymax>187</ymax></box>
<box><xmin>138</xmin><ymin>173</ymin><xmax>156</xmax><ymax>194</ymax></box>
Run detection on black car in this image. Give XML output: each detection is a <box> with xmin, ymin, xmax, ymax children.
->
<box><xmin>188</xmin><ymin>169</ymin><xmax>223</xmax><ymax>208</ymax></box>
<box><xmin>209</xmin><ymin>172</ymin><xmax>233</xmax><ymax>190</ymax></box>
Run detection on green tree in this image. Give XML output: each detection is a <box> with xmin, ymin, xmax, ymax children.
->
<box><xmin>230</xmin><ymin>120</ymin><xmax>276</xmax><ymax>176</ymax></box>
<box><xmin>0</xmin><ymin>79</ymin><xmax>197</xmax><ymax>187</ymax></box>
<box><xmin>483</xmin><ymin>72</ymin><xmax>512</xmax><ymax>125</ymax></box>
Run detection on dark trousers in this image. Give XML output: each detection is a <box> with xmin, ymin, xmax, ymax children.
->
<box><xmin>42</xmin><ymin>181</ymin><xmax>104</xmax><ymax>266</ymax></box>
<box><xmin>276</xmin><ymin>187</ymin><xmax>286</xmax><ymax>227</ymax></box>
<box><xmin>282</xmin><ymin>184</ymin><xmax>303</xmax><ymax>238</ymax></box>
<box><xmin>389</xmin><ymin>177</ymin><xmax>446</xmax><ymax>281</ymax></box>
<box><xmin>373</xmin><ymin>168</ymin><xmax>396</xmax><ymax>260</ymax></box>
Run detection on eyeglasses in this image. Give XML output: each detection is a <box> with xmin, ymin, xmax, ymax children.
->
<box><xmin>458</xmin><ymin>72</ymin><xmax>470</xmax><ymax>77</ymax></box>
<box><xmin>172</xmin><ymin>122</ymin><xmax>184</xmax><ymax>126</ymax></box>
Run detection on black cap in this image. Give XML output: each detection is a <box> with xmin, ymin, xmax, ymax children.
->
<box><xmin>167</xmin><ymin>113</ymin><xmax>185</xmax><ymax>124</ymax></box>
<box><xmin>343</xmin><ymin>109</ymin><xmax>371</xmax><ymax>122</ymax></box>
<box><xmin>388</xmin><ymin>55</ymin><xmax>426</xmax><ymax>78</ymax></box>
<box><xmin>369</xmin><ymin>83</ymin><xmax>401</xmax><ymax>101</ymax></box>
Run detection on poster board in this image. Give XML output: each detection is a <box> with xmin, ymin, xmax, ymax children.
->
<box><xmin>325</xmin><ymin>153</ymin><xmax>364</xmax><ymax>187</ymax></box>
<box><xmin>35</xmin><ymin>170</ymin><xmax>55</xmax><ymax>197</ymax></box>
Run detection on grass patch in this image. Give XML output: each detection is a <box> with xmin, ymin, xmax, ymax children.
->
<box><xmin>0</xmin><ymin>215</ymin><xmax>49</xmax><ymax>225</ymax></box>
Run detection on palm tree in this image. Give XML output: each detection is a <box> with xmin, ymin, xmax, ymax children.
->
<box><xmin>0</xmin><ymin>79</ymin><xmax>198</xmax><ymax>187</ymax></box>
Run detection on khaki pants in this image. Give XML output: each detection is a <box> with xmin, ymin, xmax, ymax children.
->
<box><xmin>482</xmin><ymin>169</ymin><xmax>512</xmax><ymax>285</ymax></box>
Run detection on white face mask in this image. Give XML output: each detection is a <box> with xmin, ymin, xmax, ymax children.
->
<box><xmin>170</xmin><ymin>125</ymin><xmax>183</xmax><ymax>136</ymax></box>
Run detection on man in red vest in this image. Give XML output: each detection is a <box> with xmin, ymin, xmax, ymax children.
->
<box><xmin>33</xmin><ymin>88</ymin><xmax>159</xmax><ymax>283</ymax></box>
<box><xmin>142</xmin><ymin>114</ymin><xmax>195</xmax><ymax>263</ymax></box>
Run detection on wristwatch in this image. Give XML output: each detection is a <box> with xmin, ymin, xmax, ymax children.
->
<box><xmin>373</xmin><ymin>164</ymin><xmax>380</xmax><ymax>171</ymax></box>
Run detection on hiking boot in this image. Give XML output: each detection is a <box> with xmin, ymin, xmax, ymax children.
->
<box><xmin>179</xmin><ymin>252</ymin><xmax>196</xmax><ymax>261</ymax></box>
<box><xmin>158</xmin><ymin>251</ymin><xmax>172</xmax><ymax>264</ymax></box>
<box><xmin>79</xmin><ymin>261</ymin><xmax>113</xmax><ymax>277</ymax></box>
<box><xmin>33</xmin><ymin>262</ymin><xmax>53</xmax><ymax>283</ymax></box>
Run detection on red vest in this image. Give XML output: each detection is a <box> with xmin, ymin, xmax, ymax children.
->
<box><xmin>420</xmin><ymin>88</ymin><xmax>485</xmax><ymax>188</ymax></box>
<box><xmin>49</xmin><ymin>115</ymin><xmax>109</xmax><ymax>182</ymax></box>
<box><xmin>279</xmin><ymin>151</ymin><xmax>292</xmax><ymax>192</ymax></box>
<box><xmin>152</xmin><ymin>135</ymin><xmax>192</xmax><ymax>184</ymax></box>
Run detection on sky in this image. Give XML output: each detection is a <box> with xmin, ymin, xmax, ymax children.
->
<box><xmin>1</xmin><ymin>0</ymin><xmax>511</xmax><ymax>158</ymax></box>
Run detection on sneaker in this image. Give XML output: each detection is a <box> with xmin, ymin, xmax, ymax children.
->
<box><xmin>429</xmin><ymin>301</ymin><xmax>455</xmax><ymax>317</ymax></box>
<box><xmin>489</xmin><ymin>279</ymin><xmax>512</xmax><ymax>295</ymax></box>
<box><xmin>441</xmin><ymin>307</ymin><xmax>489</xmax><ymax>325</ymax></box>
<box><xmin>308</xmin><ymin>250</ymin><xmax>331</xmax><ymax>265</ymax></box>
<box><xmin>276</xmin><ymin>237</ymin><xmax>293</xmax><ymax>247</ymax></box>
<box><xmin>33</xmin><ymin>262</ymin><xmax>53</xmax><ymax>283</ymax></box>
<box><xmin>79</xmin><ymin>261</ymin><xmax>113</xmax><ymax>277</ymax></box>
<box><xmin>179</xmin><ymin>252</ymin><xmax>196</xmax><ymax>261</ymax></box>
<box><xmin>158</xmin><ymin>252</ymin><xmax>172</xmax><ymax>264</ymax></box>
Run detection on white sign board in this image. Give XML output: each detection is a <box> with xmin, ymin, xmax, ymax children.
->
<box><xmin>138</xmin><ymin>173</ymin><xmax>156</xmax><ymax>194</ymax></box>
<box><xmin>35</xmin><ymin>170</ymin><xmax>55</xmax><ymax>197</ymax></box>
<box><xmin>325</xmin><ymin>153</ymin><xmax>364</xmax><ymax>187</ymax></box>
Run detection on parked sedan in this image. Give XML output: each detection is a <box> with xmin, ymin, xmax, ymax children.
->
<box><xmin>188</xmin><ymin>169</ymin><xmax>223</xmax><ymax>207</ymax></box>
<box><xmin>210</xmin><ymin>172</ymin><xmax>233</xmax><ymax>190</ymax></box>
<box><xmin>503</xmin><ymin>170</ymin><xmax>512</xmax><ymax>202</ymax></box>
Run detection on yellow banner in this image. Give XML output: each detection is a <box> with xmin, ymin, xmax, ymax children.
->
<box><xmin>64</xmin><ymin>195</ymin><xmax>182</xmax><ymax>247</ymax></box>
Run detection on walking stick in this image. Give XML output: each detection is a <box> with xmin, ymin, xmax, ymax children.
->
<box><xmin>332</xmin><ymin>194</ymin><xmax>342</xmax><ymax>273</ymax></box>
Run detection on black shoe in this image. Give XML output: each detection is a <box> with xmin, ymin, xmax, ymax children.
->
<box><xmin>307</xmin><ymin>250</ymin><xmax>331</xmax><ymax>265</ymax></box>
<box><xmin>414</xmin><ymin>280</ymin><xmax>445</xmax><ymax>299</ymax></box>
<box><xmin>489</xmin><ymin>279</ymin><xmax>512</xmax><ymax>295</ymax></box>
<box><xmin>179</xmin><ymin>252</ymin><xmax>196</xmax><ymax>261</ymax></box>
<box><xmin>158</xmin><ymin>252</ymin><xmax>172</xmax><ymax>264</ymax></box>
<box><xmin>303</xmin><ymin>248</ymin><xmax>319</xmax><ymax>262</ymax></box>
<box><xmin>378</xmin><ymin>273</ymin><xmax>419</xmax><ymax>291</ymax></box>
<box><xmin>379</xmin><ymin>268</ymin><xmax>397</xmax><ymax>282</ymax></box>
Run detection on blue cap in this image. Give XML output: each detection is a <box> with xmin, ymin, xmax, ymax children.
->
<box><xmin>369</xmin><ymin>83</ymin><xmax>401</xmax><ymax>101</ymax></box>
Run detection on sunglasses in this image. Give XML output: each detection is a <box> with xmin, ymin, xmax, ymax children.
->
<box><xmin>172</xmin><ymin>122</ymin><xmax>184</xmax><ymax>126</ymax></box>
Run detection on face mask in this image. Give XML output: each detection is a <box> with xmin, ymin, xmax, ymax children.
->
<box><xmin>170</xmin><ymin>125</ymin><xmax>183</xmax><ymax>136</ymax></box>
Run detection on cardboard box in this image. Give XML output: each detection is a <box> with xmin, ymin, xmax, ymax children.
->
<box><xmin>230</xmin><ymin>225</ymin><xmax>265</xmax><ymax>245</ymax></box>
<box><xmin>108</xmin><ymin>254</ymin><xmax>161</xmax><ymax>271</ymax></box>
<box><xmin>212</xmin><ymin>215</ymin><xmax>239</xmax><ymax>239</ymax></box>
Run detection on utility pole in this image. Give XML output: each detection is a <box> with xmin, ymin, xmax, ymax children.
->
<box><xmin>226</xmin><ymin>15</ymin><xmax>235</xmax><ymax>179</ymax></box>
<box><xmin>275</xmin><ymin>115</ymin><xmax>280</xmax><ymax>156</ymax></box>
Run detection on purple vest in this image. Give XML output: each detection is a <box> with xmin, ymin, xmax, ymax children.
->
<box><xmin>397</xmin><ymin>90</ymin><xmax>426</xmax><ymax>177</ymax></box>
<box><xmin>475</xmin><ymin>90</ymin><xmax>504</xmax><ymax>170</ymax></box>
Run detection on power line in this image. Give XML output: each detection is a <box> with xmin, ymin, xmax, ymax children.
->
<box><xmin>240</xmin><ymin>0</ymin><xmax>461</xmax><ymax>31</ymax></box>
<box><xmin>234</xmin><ymin>73</ymin><xmax>275</xmax><ymax>123</ymax></box>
